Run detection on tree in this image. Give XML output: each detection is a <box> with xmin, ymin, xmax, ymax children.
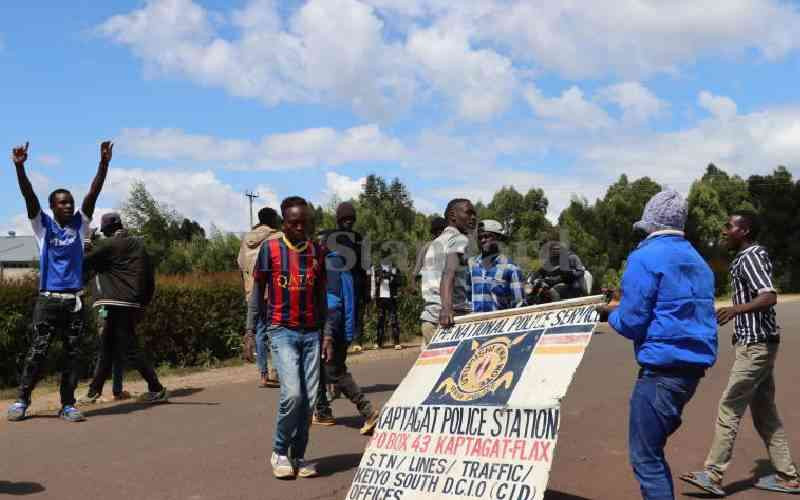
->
<box><xmin>556</xmin><ymin>175</ymin><xmax>661</xmax><ymax>290</ymax></box>
<box><xmin>120</xmin><ymin>182</ymin><xmax>211</xmax><ymax>272</ymax></box>
<box><xmin>175</xmin><ymin>218</ymin><xmax>206</xmax><ymax>242</ymax></box>
<box><xmin>685</xmin><ymin>164</ymin><xmax>753</xmax><ymax>294</ymax></box>
<box><xmin>121</xmin><ymin>182</ymin><xmax>176</xmax><ymax>268</ymax></box>
<box><xmin>748</xmin><ymin>166</ymin><xmax>800</xmax><ymax>290</ymax></box>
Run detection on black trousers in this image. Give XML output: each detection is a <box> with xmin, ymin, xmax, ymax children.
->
<box><xmin>89</xmin><ymin>306</ymin><xmax>163</xmax><ymax>395</ymax></box>
<box><xmin>376</xmin><ymin>298</ymin><xmax>400</xmax><ymax>346</ymax></box>
<box><xmin>17</xmin><ymin>295</ymin><xmax>84</xmax><ymax>406</ymax></box>
<box><xmin>315</xmin><ymin>340</ymin><xmax>373</xmax><ymax>418</ymax></box>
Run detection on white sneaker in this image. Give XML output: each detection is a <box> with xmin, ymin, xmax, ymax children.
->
<box><xmin>270</xmin><ymin>452</ymin><xmax>295</xmax><ymax>479</ymax></box>
<box><xmin>295</xmin><ymin>458</ymin><xmax>318</xmax><ymax>478</ymax></box>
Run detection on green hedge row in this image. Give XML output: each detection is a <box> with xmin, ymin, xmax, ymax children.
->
<box><xmin>0</xmin><ymin>275</ymin><xmax>246</xmax><ymax>388</ymax></box>
<box><xmin>0</xmin><ymin>275</ymin><xmax>424</xmax><ymax>388</ymax></box>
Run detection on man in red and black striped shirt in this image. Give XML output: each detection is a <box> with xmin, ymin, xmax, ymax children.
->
<box><xmin>248</xmin><ymin>196</ymin><xmax>331</xmax><ymax>480</ymax></box>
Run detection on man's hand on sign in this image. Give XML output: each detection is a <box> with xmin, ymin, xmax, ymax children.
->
<box><xmin>596</xmin><ymin>287</ymin><xmax>621</xmax><ymax>322</ymax></box>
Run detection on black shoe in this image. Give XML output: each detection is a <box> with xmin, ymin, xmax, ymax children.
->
<box><xmin>138</xmin><ymin>388</ymin><xmax>168</xmax><ymax>403</ymax></box>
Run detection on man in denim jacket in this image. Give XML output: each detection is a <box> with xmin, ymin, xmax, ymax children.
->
<box><xmin>598</xmin><ymin>190</ymin><xmax>717</xmax><ymax>500</ymax></box>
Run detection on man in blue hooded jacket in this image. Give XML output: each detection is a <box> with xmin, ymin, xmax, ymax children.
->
<box><xmin>313</xmin><ymin>230</ymin><xmax>380</xmax><ymax>435</ymax></box>
<box><xmin>597</xmin><ymin>190</ymin><xmax>717</xmax><ymax>500</ymax></box>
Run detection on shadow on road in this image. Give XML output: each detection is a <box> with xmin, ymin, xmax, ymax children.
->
<box><xmin>682</xmin><ymin>459</ymin><xmax>772</xmax><ymax>498</ymax></box>
<box><xmin>360</xmin><ymin>384</ymin><xmax>398</xmax><ymax>394</ymax></box>
<box><xmin>330</xmin><ymin>415</ymin><xmax>365</xmax><ymax>431</ymax></box>
<box><xmin>316</xmin><ymin>453</ymin><xmax>364</xmax><ymax>477</ymax></box>
<box><xmin>544</xmin><ymin>490</ymin><xmax>591</xmax><ymax>500</ymax></box>
<box><xmin>0</xmin><ymin>481</ymin><xmax>46</xmax><ymax>495</ymax></box>
<box><xmin>83</xmin><ymin>387</ymin><xmax>217</xmax><ymax>417</ymax></box>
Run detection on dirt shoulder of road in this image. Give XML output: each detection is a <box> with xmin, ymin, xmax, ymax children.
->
<box><xmin>0</xmin><ymin>339</ymin><xmax>424</xmax><ymax>416</ymax></box>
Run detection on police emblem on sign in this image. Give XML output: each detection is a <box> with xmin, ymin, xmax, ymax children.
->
<box><xmin>422</xmin><ymin>330</ymin><xmax>541</xmax><ymax>406</ymax></box>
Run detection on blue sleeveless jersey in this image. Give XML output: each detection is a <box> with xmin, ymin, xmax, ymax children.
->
<box><xmin>31</xmin><ymin>211</ymin><xmax>91</xmax><ymax>291</ymax></box>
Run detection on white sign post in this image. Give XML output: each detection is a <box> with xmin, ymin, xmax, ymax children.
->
<box><xmin>346</xmin><ymin>295</ymin><xmax>605</xmax><ymax>500</ymax></box>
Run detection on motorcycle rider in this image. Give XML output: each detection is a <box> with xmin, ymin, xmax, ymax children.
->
<box><xmin>525</xmin><ymin>242</ymin><xmax>588</xmax><ymax>304</ymax></box>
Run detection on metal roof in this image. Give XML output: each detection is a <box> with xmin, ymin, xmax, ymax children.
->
<box><xmin>0</xmin><ymin>236</ymin><xmax>40</xmax><ymax>262</ymax></box>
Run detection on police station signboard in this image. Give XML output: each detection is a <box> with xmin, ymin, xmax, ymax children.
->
<box><xmin>347</xmin><ymin>295</ymin><xmax>605</xmax><ymax>500</ymax></box>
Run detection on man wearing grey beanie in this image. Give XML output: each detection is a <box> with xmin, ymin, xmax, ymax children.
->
<box><xmin>597</xmin><ymin>190</ymin><xmax>718</xmax><ymax>500</ymax></box>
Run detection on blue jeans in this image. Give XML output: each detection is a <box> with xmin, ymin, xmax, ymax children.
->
<box><xmin>255</xmin><ymin>317</ymin><xmax>273</xmax><ymax>376</ymax></box>
<box><xmin>269</xmin><ymin>326</ymin><xmax>321</xmax><ymax>459</ymax></box>
<box><xmin>629</xmin><ymin>370</ymin><xmax>700</xmax><ymax>500</ymax></box>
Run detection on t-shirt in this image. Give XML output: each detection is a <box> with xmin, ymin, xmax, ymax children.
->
<box><xmin>254</xmin><ymin>236</ymin><xmax>326</xmax><ymax>331</ymax></box>
<box><xmin>31</xmin><ymin>210</ymin><xmax>91</xmax><ymax>292</ymax></box>
<box><xmin>371</xmin><ymin>264</ymin><xmax>396</xmax><ymax>299</ymax></box>
<box><xmin>419</xmin><ymin>226</ymin><xmax>471</xmax><ymax>323</ymax></box>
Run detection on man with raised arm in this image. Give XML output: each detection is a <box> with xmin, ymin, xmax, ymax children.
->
<box><xmin>7</xmin><ymin>141</ymin><xmax>112</xmax><ymax>423</ymax></box>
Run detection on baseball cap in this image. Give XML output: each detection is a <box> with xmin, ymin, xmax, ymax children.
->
<box><xmin>478</xmin><ymin>219</ymin><xmax>504</xmax><ymax>235</ymax></box>
<box><xmin>100</xmin><ymin>212</ymin><xmax>123</xmax><ymax>233</ymax></box>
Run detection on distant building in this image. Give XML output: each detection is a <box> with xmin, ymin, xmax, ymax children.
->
<box><xmin>0</xmin><ymin>232</ymin><xmax>39</xmax><ymax>282</ymax></box>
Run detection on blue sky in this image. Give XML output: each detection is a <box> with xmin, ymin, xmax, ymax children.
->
<box><xmin>2</xmin><ymin>0</ymin><xmax>799</xmax><ymax>234</ymax></box>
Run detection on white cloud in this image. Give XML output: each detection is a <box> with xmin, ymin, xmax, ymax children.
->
<box><xmin>7</xmin><ymin>213</ymin><xmax>33</xmax><ymax>237</ymax></box>
<box><xmin>97</xmin><ymin>168</ymin><xmax>279</xmax><ymax>232</ymax></box>
<box><xmin>698</xmin><ymin>90</ymin><xmax>738</xmax><ymax>120</ymax></box>
<box><xmin>27</xmin><ymin>170</ymin><xmax>52</xmax><ymax>195</ymax></box>
<box><xmin>406</xmin><ymin>24</ymin><xmax>515</xmax><ymax>121</ymax></box>
<box><xmin>524</xmin><ymin>86</ymin><xmax>614</xmax><ymax>130</ymax></box>
<box><xmin>98</xmin><ymin>0</ymin><xmax>800</xmax><ymax>127</ymax></box>
<box><xmin>480</xmin><ymin>0</ymin><xmax>800</xmax><ymax>79</ymax></box>
<box><xmin>98</xmin><ymin>0</ymin><xmax>419</xmax><ymax>120</ymax></box>
<box><xmin>599</xmin><ymin>82</ymin><xmax>667</xmax><ymax>123</ymax></box>
<box><xmin>36</xmin><ymin>154</ymin><xmax>63</xmax><ymax>167</ymax></box>
<box><xmin>117</xmin><ymin>128</ymin><xmax>250</xmax><ymax>163</ymax></box>
<box><xmin>117</xmin><ymin>124</ymin><xmax>406</xmax><ymax>170</ymax></box>
<box><xmin>582</xmin><ymin>104</ymin><xmax>800</xmax><ymax>191</ymax></box>
<box><xmin>324</xmin><ymin>172</ymin><xmax>365</xmax><ymax>202</ymax></box>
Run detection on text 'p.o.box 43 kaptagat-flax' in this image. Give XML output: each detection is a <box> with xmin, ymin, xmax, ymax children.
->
<box><xmin>347</xmin><ymin>295</ymin><xmax>605</xmax><ymax>500</ymax></box>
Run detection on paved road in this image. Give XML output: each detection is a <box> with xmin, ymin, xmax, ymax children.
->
<box><xmin>2</xmin><ymin>304</ymin><xmax>799</xmax><ymax>499</ymax></box>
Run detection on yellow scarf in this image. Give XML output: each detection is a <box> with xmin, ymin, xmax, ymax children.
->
<box><xmin>282</xmin><ymin>235</ymin><xmax>309</xmax><ymax>253</ymax></box>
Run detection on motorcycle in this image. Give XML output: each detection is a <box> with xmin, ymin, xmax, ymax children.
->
<box><xmin>524</xmin><ymin>277</ymin><xmax>553</xmax><ymax>305</ymax></box>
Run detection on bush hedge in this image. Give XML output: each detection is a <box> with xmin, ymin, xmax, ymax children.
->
<box><xmin>0</xmin><ymin>274</ymin><xmax>246</xmax><ymax>388</ymax></box>
<box><xmin>0</xmin><ymin>273</ymin><xmax>424</xmax><ymax>389</ymax></box>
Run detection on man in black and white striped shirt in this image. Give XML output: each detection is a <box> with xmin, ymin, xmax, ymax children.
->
<box><xmin>727</xmin><ymin>236</ymin><xmax>779</xmax><ymax>345</ymax></box>
<box><xmin>682</xmin><ymin>211</ymin><xmax>799</xmax><ymax>495</ymax></box>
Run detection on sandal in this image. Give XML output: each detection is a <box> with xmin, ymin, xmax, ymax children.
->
<box><xmin>754</xmin><ymin>474</ymin><xmax>800</xmax><ymax>494</ymax></box>
<box><xmin>680</xmin><ymin>471</ymin><xmax>726</xmax><ymax>497</ymax></box>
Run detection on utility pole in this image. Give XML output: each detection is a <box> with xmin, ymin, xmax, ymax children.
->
<box><xmin>245</xmin><ymin>191</ymin><xmax>260</xmax><ymax>229</ymax></box>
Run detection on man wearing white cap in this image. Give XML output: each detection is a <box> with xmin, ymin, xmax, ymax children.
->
<box><xmin>469</xmin><ymin>219</ymin><xmax>525</xmax><ymax>313</ymax></box>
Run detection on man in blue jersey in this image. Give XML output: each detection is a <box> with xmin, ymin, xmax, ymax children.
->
<box><xmin>7</xmin><ymin>140</ymin><xmax>112</xmax><ymax>423</ymax></box>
